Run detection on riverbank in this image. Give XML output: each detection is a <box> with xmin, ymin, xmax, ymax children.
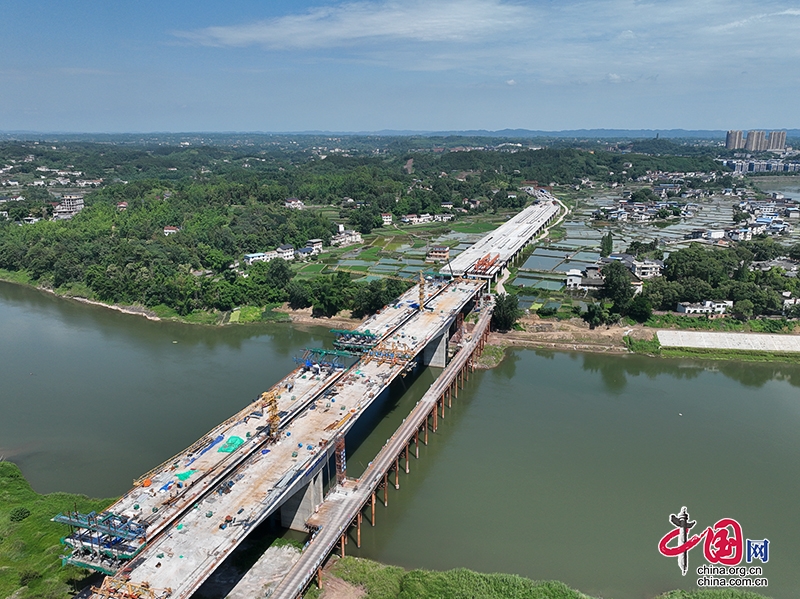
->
<box><xmin>0</xmin><ymin>272</ymin><xmax>364</xmax><ymax>329</ymax></box>
<box><xmin>481</xmin><ymin>316</ymin><xmax>800</xmax><ymax>367</ymax></box>
<box><xmin>0</xmin><ymin>462</ymin><xmax>115</xmax><ymax>599</ymax></box>
<box><xmin>308</xmin><ymin>556</ymin><xmax>771</xmax><ymax>599</ymax></box>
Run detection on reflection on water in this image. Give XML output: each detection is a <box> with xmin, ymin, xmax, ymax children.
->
<box><xmin>349</xmin><ymin>349</ymin><xmax>800</xmax><ymax>599</ymax></box>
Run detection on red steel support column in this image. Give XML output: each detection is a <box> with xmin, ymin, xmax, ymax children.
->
<box><xmin>394</xmin><ymin>457</ymin><xmax>400</xmax><ymax>489</ymax></box>
<box><xmin>357</xmin><ymin>513</ymin><xmax>362</xmax><ymax>548</ymax></box>
<box><xmin>340</xmin><ymin>534</ymin><xmax>346</xmax><ymax>557</ymax></box>
<box><xmin>415</xmin><ymin>430</ymin><xmax>419</xmax><ymax>458</ymax></box>
<box><xmin>371</xmin><ymin>492</ymin><xmax>376</xmax><ymax>526</ymax></box>
<box><xmin>383</xmin><ymin>473</ymin><xmax>388</xmax><ymax>506</ymax></box>
<box><xmin>433</xmin><ymin>406</ymin><xmax>438</xmax><ymax>432</ymax></box>
<box><xmin>424</xmin><ymin>418</ymin><xmax>429</xmax><ymax>445</ymax></box>
<box><xmin>317</xmin><ymin>568</ymin><xmax>323</xmax><ymax>589</ymax></box>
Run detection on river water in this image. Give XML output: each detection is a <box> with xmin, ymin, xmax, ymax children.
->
<box><xmin>1</xmin><ymin>281</ymin><xmax>798</xmax><ymax>599</ymax></box>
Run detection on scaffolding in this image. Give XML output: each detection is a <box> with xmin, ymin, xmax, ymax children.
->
<box><xmin>331</xmin><ymin>329</ymin><xmax>378</xmax><ymax>352</ymax></box>
<box><xmin>53</xmin><ymin>511</ymin><xmax>146</xmax><ymax>541</ymax></box>
<box><xmin>334</xmin><ymin>436</ymin><xmax>346</xmax><ymax>486</ymax></box>
<box><xmin>364</xmin><ymin>341</ymin><xmax>413</xmax><ymax>366</ymax></box>
<box><xmin>294</xmin><ymin>348</ymin><xmax>357</xmax><ymax>370</ymax></box>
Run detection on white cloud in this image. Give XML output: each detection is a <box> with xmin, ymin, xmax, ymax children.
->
<box><xmin>506</xmin><ymin>79</ymin><xmax>517</xmax><ymax>85</ymax></box>
<box><xmin>175</xmin><ymin>0</ymin><xmax>800</xmax><ymax>86</ymax></box>
<box><xmin>176</xmin><ymin>0</ymin><xmax>534</xmax><ymax>49</ymax></box>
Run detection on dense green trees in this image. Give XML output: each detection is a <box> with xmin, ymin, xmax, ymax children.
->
<box><xmin>600</xmin><ymin>261</ymin><xmax>634</xmax><ymax>312</ymax></box>
<box><xmin>642</xmin><ymin>241</ymin><xmax>791</xmax><ymax>316</ymax></box>
<box><xmin>492</xmin><ymin>293</ymin><xmax>521</xmax><ymax>331</ymax></box>
<box><xmin>600</xmin><ymin>232</ymin><xmax>613</xmax><ymax>257</ymax></box>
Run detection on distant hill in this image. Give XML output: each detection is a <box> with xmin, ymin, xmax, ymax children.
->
<box><xmin>3</xmin><ymin>128</ymin><xmax>799</xmax><ymax>142</ymax></box>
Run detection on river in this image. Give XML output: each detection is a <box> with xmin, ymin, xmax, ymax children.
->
<box><xmin>1</xmin><ymin>281</ymin><xmax>798</xmax><ymax>599</ymax></box>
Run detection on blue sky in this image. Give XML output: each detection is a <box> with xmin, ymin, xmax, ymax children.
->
<box><xmin>2</xmin><ymin>0</ymin><xmax>799</xmax><ymax>133</ymax></box>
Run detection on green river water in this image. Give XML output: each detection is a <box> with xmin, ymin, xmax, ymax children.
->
<box><xmin>1</xmin><ymin>281</ymin><xmax>798</xmax><ymax>599</ymax></box>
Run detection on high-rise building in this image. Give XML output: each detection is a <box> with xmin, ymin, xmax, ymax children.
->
<box><xmin>768</xmin><ymin>130</ymin><xmax>787</xmax><ymax>151</ymax></box>
<box><xmin>745</xmin><ymin>130</ymin><xmax>767</xmax><ymax>152</ymax></box>
<box><xmin>726</xmin><ymin>130</ymin><xmax>744</xmax><ymax>150</ymax></box>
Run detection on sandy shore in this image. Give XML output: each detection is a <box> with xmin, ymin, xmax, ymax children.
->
<box><xmin>69</xmin><ymin>296</ymin><xmax>161</xmax><ymax>320</ymax></box>
<box><xmin>273</xmin><ymin>305</ymin><xmax>366</xmax><ymax>329</ymax></box>
<box><xmin>485</xmin><ymin>316</ymin><xmax>645</xmax><ymax>354</ymax></box>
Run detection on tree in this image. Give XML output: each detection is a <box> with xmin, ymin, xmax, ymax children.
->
<box><xmin>732</xmin><ymin>299</ymin><xmax>754</xmax><ymax>320</ymax></box>
<box><xmin>600</xmin><ymin>231</ymin><xmax>613</xmax><ymax>257</ymax></box>
<box><xmin>492</xmin><ymin>293</ymin><xmax>521</xmax><ymax>331</ymax></box>
<box><xmin>627</xmin><ymin>294</ymin><xmax>652</xmax><ymax>323</ymax></box>
<box><xmin>600</xmin><ymin>261</ymin><xmax>634</xmax><ymax>312</ymax></box>
<box><xmin>582</xmin><ymin>302</ymin><xmax>608</xmax><ymax>329</ymax></box>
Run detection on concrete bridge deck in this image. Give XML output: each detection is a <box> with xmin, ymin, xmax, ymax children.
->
<box><xmin>270</xmin><ymin>304</ymin><xmax>494</xmax><ymax>599</ymax></box>
<box><xmin>84</xmin><ymin>279</ymin><xmax>485</xmax><ymax>598</ymax></box>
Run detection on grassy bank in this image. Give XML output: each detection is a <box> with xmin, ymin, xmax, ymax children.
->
<box><xmin>475</xmin><ymin>344</ymin><xmax>507</xmax><ymax>369</ymax></box>
<box><xmin>644</xmin><ymin>314</ymin><xmax>797</xmax><ymax>335</ymax></box>
<box><xmin>0</xmin><ymin>268</ymin><xmax>33</xmax><ymax>286</ymax></box>
<box><xmin>320</xmin><ymin>557</ymin><xmax>772</xmax><ymax>599</ymax></box>
<box><xmin>0</xmin><ymin>462</ymin><xmax>115</xmax><ymax>599</ymax></box>
<box><xmin>625</xmin><ymin>334</ymin><xmax>800</xmax><ymax>363</ymax></box>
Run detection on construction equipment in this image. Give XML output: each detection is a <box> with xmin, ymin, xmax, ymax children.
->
<box><xmin>260</xmin><ymin>391</ymin><xmax>281</xmax><ymax>441</ymax></box>
<box><xmin>471</xmin><ymin>253</ymin><xmax>499</xmax><ymax>275</ymax></box>
<box><xmin>91</xmin><ymin>577</ymin><xmax>172</xmax><ymax>599</ymax></box>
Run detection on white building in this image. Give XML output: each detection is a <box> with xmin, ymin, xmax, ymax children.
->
<box><xmin>676</xmin><ymin>300</ymin><xmax>733</xmax><ymax>315</ymax></box>
<box><xmin>381</xmin><ymin>213</ymin><xmax>393</xmax><ymax>225</ymax></box>
<box><xmin>330</xmin><ymin>230</ymin><xmax>362</xmax><ymax>247</ymax></box>
<box><xmin>277</xmin><ymin>245</ymin><xmax>295</xmax><ymax>260</ymax></box>
<box><xmin>306</xmin><ymin>239</ymin><xmax>323</xmax><ymax>254</ymax></box>
<box><xmin>244</xmin><ymin>251</ymin><xmax>278</xmax><ymax>266</ymax></box>
<box><xmin>53</xmin><ymin>194</ymin><xmax>85</xmax><ymax>220</ymax></box>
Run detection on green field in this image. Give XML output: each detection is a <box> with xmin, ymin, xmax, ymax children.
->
<box><xmin>0</xmin><ymin>462</ymin><xmax>115</xmax><ymax>599</ymax></box>
<box><xmin>319</xmin><ymin>557</ymin><xmax>772</xmax><ymax>599</ymax></box>
<box><xmin>450</xmin><ymin>221</ymin><xmax>500</xmax><ymax>234</ymax></box>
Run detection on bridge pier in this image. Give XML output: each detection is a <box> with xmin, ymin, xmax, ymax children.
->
<box><xmin>422</xmin><ymin>331</ymin><xmax>448</xmax><ymax>368</ymax></box>
<box><xmin>280</xmin><ymin>472</ymin><xmax>323</xmax><ymax>532</ymax></box>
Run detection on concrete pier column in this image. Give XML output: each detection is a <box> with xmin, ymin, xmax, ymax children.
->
<box><xmin>415</xmin><ymin>430</ymin><xmax>419</xmax><ymax>458</ymax></box>
<box><xmin>357</xmin><ymin>513</ymin><xmax>362</xmax><ymax>548</ymax></box>
<box><xmin>383</xmin><ymin>474</ymin><xmax>388</xmax><ymax>506</ymax></box>
<box><xmin>371</xmin><ymin>492</ymin><xmax>376</xmax><ymax>526</ymax></box>
<box><xmin>423</xmin><ymin>332</ymin><xmax>448</xmax><ymax>368</ymax></box>
<box><xmin>280</xmin><ymin>472</ymin><xmax>323</xmax><ymax>531</ymax></box>
<box><xmin>394</xmin><ymin>457</ymin><xmax>400</xmax><ymax>489</ymax></box>
<box><xmin>405</xmin><ymin>443</ymin><xmax>410</xmax><ymax>473</ymax></box>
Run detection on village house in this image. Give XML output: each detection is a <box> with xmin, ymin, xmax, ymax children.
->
<box><xmin>284</xmin><ymin>198</ymin><xmax>304</xmax><ymax>210</ymax></box>
<box><xmin>306</xmin><ymin>239</ymin><xmax>323</xmax><ymax>254</ymax></box>
<box><xmin>277</xmin><ymin>244</ymin><xmax>295</xmax><ymax>260</ymax></box>
<box><xmin>295</xmin><ymin>247</ymin><xmax>314</xmax><ymax>260</ymax></box>
<box><xmin>677</xmin><ymin>300</ymin><xmax>733</xmax><ymax>315</ymax></box>
<box><xmin>163</xmin><ymin>226</ymin><xmax>180</xmax><ymax>236</ymax></box>
<box><xmin>426</xmin><ymin>245</ymin><xmax>450</xmax><ymax>262</ymax></box>
<box><xmin>53</xmin><ymin>194</ymin><xmax>85</xmax><ymax>220</ymax></box>
<box><xmin>243</xmin><ymin>251</ymin><xmax>279</xmax><ymax>266</ymax></box>
<box><xmin>331</xmin><ymin>230</ymin><xmax>362</xmax><ymax>247</ymax></box>
<box><xmin>381</xmin><ymin>213</ymin><xmax>393</xmax><ymax>225</ymax></box>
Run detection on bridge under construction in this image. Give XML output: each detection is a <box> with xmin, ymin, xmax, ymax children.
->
<box><xmin>57</xmin><ymin>197</ymin><xmax>562</xmax><ymax>599</ymax></box>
